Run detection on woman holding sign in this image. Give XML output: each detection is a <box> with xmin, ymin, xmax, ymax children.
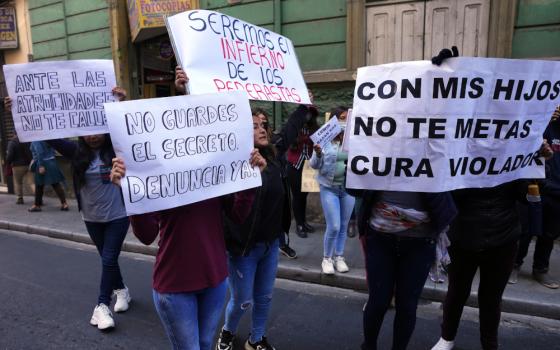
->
<box><xmin>32</xmin><ymin>88</ymin><xmax>131</xmax><ymax>331</ymax></box>
<box><xmin>347</xmin><ymin>186</ymin><xmax>457</xmax><ymax>350</ymax></box>
<box><xmin>216</xmin><ymin>103</ymin><xmax>317</xmax><ymax>350</ymax></box>
<box><xmin>309</xmin><ymin>106</ymin><xmax>355</xmax><ymax>274</ymax></box>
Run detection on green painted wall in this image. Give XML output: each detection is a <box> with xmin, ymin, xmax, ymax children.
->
<box><xmin>512</xmin><ymin>0</ymin><xmax>560</xmax><ymax>58</ymax></box>
<box><xmin>28</xmin><ymin>0</ymin><xmax>111</xmax><ymax>61</ymax></box>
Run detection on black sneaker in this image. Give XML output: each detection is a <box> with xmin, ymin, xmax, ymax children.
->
<box><xmin>279</xmin><ymin>245</ymin><xmax>297</xmax><ymax>259</ymax></box>
<box><xmin>245</xmin><ymin>336</ymin><xmax>275</xmax><ymax>350</ymax></box>
<box><xmin>216</xmin><ymin>328</ymin><xmax>234</xmax><ymax>350</ymax></box>
<box><xmin>295</xmin><ymin>225</ymin><xmax>307</xmax><ymax>238</ymax></box>
<box><xmin>532</xmin><ymin>271</ymin><xmax>560</xmax><ymax>289</ymax></box>
<box><xmin>302</xmin><ymin>222</ymin><xmax>315</xmax><ymax>233</ymax></box>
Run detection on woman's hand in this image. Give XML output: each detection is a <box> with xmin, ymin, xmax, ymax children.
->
<box><xmin>4</xmin><ymin>97</ymin><xmax>12</xmax><ymax>110</ymax></box>
<box><xmin>112</xmin><ymin>87</ymin><xmax>127</xmax><ymax>101</ymax></box>
<box><xmin>38</xmin><ymin>166</ymin><xmax>46</xmax><ymax>175</ymax></box>
<box><xmin>313</xmin><ymin>144</ymin><xmax>322</xmax><ymax>157</ymax></box>
<box><xmin>551</xmin><ymin>106</ymin><xmax>560</xmax><ymax>122</ymax></box>
<box><xmin>175</xmin><ymin>66</ymin><xmax>189</xmax><ymax>94</ymax></box>
<box><xmin>250</xmin><ymin>148</ymin><xmax>267</xmax><ymax>172</ymax></box>
<box><xmin>111</xmin><ymin>157</ymin><xmax>126</xmax><ymax>186</ymax></box>
<box><xmin>540</xmin><ymin>139</ymin><xmax>554</xmax><ymax>160</ymax></box>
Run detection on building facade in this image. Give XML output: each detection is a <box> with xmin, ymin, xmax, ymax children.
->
<box><xmin>1</xmin><ymin>0</ymin><xmax>559</xmax><ymax>189</ymax></box>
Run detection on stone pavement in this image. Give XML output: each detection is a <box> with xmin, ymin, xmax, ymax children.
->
<box><xmin>0</xmin><ymin>193</ymin><xmax>559</xmax><ymax>320</ymax></box>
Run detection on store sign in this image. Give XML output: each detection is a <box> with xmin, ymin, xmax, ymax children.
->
<box><xmin>0</xmin><ymin>7</ymin><xmax>18</xmax><ymax>49</ymax></box>
<box><xmin>127</xmin><ymin>0</ymin><xmax>197</xmax><ymax>42</ymax></box>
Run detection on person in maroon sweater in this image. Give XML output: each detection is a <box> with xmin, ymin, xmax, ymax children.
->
<box><xmin>111</xmin><ymin>67</ymin><xmax>267</xmax><ymax>350</ymax></box>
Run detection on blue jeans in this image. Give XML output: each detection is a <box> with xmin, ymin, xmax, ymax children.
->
<box><xmin>224</xmin><ymin>239</ymin><xmax>279</xmax><ymax>343</ymax></box>
<box><xmin>153</xmin><ymin>280</ymin><xmax>228</xmax><ymax>350</ymax></box>
<box><xmin>361</xmin><ymin>231</ymin><xmax>436</xmax><ymax>350</ymax></box>
<box><xmin>319</xmin><ymin>184</ymin><xmax>355</xmax><ymax>258</ymax></box>
<box><xmin>84</xmin><ymin>216</ymin><xmax>130</xmax><ymax>306</ymax></box>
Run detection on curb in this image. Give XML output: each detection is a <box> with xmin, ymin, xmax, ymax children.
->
<box><xmin>1</xmin><ymin>220</ymin><xmax>558</xmax><ymax>321</ymax></box>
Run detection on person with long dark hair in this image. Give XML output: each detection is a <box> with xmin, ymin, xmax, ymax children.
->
<box><xmin>286</xmin><ymin>98</ymin><xmax>319</xmax><ymax>238</ymax></box>
<box><xmin>39</xmin><ymin>87</ymin><xmax>131</xmax><ymax>330</ymax></box>
<box><xmin>111</xmin><ymin>68</ymin><xmax>265</xmax><ymax>350</ymax></box>
<box><xmin>215</xmin><ymin>101</ymin><xmax>317</xmax><ymax>350</ymax></box>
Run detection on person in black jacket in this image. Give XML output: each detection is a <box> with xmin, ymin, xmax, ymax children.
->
<box><xmin>510</xmin><ymin>106</ymin><xmax>560</xmax><ymax>289</ymax></box>
<box><xmin>432</xmin><ymin>165</ymin><xmax>552</xmax><ymax>350</ymax></box>
<box><xmin>216</xmin><ymin>102</ymin><xmax>316</xmax><ymax>350</ymax></box>
<box><xmin>348</xmin><ymin>188</ymin><xmax>456</xmax><ymax>350</ymax></box>
<box><xmin>5</xmin><ymin>134</ymin><xmax>33</xmax><ymax>204</ymax></box>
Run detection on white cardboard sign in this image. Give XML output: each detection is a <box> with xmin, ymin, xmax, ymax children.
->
<box><xmin>347</xmin><ymin>57</ymin><xmax>560</xmax><ymax>192</ymax></box>
<box><xmin>310</xmin><ymin>115</ymin><xmax>342</xmax><ymax>148</ymax></box>
<box><xmin>104</xmin><ymin>91</ymin><xmax>262</xmax><ymax>215</ymax></box>
<box><xmin>3</xmin><ymin>60</ymin><xmax>117</xmax><ymax>142</ymax></box>
<box><xmin>166</xmin><ymin>10</ymin><xmax>310</xmax><ymax>104</ymax></box>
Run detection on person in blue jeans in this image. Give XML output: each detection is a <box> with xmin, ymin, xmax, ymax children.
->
<box><xmin>39</xmin><ymin>88</ymin><xmax>130</xmax><ymax>330</ymax></box>
<box><xmin>347</xmin><ymin>188</ymin><xmax>457</xmax><ymax>350</ymax></box>
<box><xmin>216</xmin><ymin>101</ymin><xmax>316</xmax><ymax>350</ymax></box>
<box><xmin>310</xmin><ymin>106</ymin><xmax>355</xmax><ymax>274</ymax></box>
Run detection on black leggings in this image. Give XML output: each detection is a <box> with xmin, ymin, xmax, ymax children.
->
<box><xmin>35</xmin><ymin>183</ymin><xmax>66</xmax><ymax>206</ymax></box>
<box><xmin>441</xmin><ymin>241</ymin><xmax>518</xmax><ymax>350</ymax></box>
<box><xmin>287</xmin><ymin>165</ymin><xmax>308</xmax><ymax>226</ymax></box>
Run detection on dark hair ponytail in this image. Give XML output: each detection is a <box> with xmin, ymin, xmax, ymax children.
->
<box><xmin>72</xmin><ymin>135</ymin><xmax>115</xmax><ymax>188</ymax></box>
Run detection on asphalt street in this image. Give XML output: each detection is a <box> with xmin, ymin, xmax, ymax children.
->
<box><xmin>1</xmin><ymin>229</ymin><xmax>559</xmax><ymax>350</ymax></box>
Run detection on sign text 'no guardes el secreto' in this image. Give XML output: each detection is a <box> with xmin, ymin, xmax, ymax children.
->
<box><xmin>104</xmin><ymin>91</ymin><xmax>262</xmax><ymax>215</ymax></box>
<box><xmin>165</xmin><ymin>10</ymin><xmax>310</xmax><ymax>104</ymax></box>
<box><xmin>3</xmin><ymin>60</ymin><xmax>117</xmax><ymax>142</ymax></box>
<box><xmin>346</xmin><ymin>57</ymin><xmax>560</xmax><ymax>192</ymax></box>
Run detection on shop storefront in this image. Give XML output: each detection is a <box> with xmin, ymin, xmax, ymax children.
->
<box><xmin>126</xmin><ymin>0</ymin><xmax>198</xmax><ymax>98</ymax></box>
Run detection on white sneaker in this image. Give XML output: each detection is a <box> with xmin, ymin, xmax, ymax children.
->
<box><xmin>321</xmin><ymin>258</ymin><xmax>335</xmax><ymax>275</ymax></box>
<box><xmin>90</xmin><ymin>304</ymin><xmax>115</xmax><ymax>330</ymax></box>
<box><xmin>431</xmin><ymin>337</ymin><xmax>455</xmax><ymax>350</ymax></box>
<box><xmin>334</xmin><ymin>256</ymin><xmax>349</xmax><ymax>273</ymax></box>
<box><xmin>113</xmin><ymin>286</ymin><xmax>131</xmax><ymax>312</ymax></box>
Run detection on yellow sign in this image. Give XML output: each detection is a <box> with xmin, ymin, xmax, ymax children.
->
<box><xmin>301</xmin><ymin>160</ymin><xmax>320</xmax><ymax>193</ymax></box>
<box><xmin>127</xmin><ymin>0</ymin><xmax>198</xmax><ymax>42</ymax></box>
<box><xmin>0</xmin><ymin>7</ymin><xmax>17</xmax><ymax>49</ymax></box>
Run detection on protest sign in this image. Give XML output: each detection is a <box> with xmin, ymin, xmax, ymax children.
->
<box><xmin>301</xmin><ymin>160</ymin><xmax>319</xmax><ymax>193</ymax></box>
<box><xmin>346</xmin><ymin>57</ymin><xmax>560</xmax><ymax>192</ymax></box>
<box><xmin>165</xmin><ymin>10</ymin><xmax>310</xmax><ymax>104</ymax></box>
<box><xmin>104</xmin><ymin>91</ymin><xmax>261</xmax><ymax>215</ymax></box>
<box><xmin>310</xmin><ymin>115</ymin><xmax>342</xmax><ymax>148</ymax></box>
<box><xmin>3</xmin><ymin>60</ymin><xmax>117</xmax><ymax>142</ymax></box>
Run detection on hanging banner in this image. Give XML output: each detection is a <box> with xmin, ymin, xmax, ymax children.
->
<box><xmin>3</xmin><ymin>60</ymin><xmax>117</xmax><ymax>142</ymax></box>
<box><xmin>346</xmin><ymin>57</ymin><xmax>560</xmax><ymax>192</ymax></box>
<box><xmin>166</xmin><ymin>9</ymin><xmax>310</xmax><ymax>104</ymax></box>
<box><xmin>104</xmin><ymin>91</ymin><xmax>262</xmax><ymax>215</ymax></box>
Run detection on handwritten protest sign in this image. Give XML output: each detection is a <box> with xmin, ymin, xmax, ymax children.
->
<box><xmin>3</xmin><ymin>60</ymin><xmax>117</xmax><ymax>142</ymax></box>
<box><xmin>310</xmin><ymin>116</ymin><xmax>342</xmax><ymax>148</ymax></box>
<box><xmin>104</xmin><ymin>91</ymin><xmax>261</xmax><ymax>215</ymax></box>
<box><xmin>165</xmin><ymin>10</ymin><xmax>310</xmax><ymax>104</ymax></box>
<box><xmin>346</xmin><ymin>58</ymin><xmax>560</xmax><ymax>192</ymax></box>
<box><xmin>301</xmin><ymin>160</ymin><xmax>319</xmax><ymax>193</ymax></box>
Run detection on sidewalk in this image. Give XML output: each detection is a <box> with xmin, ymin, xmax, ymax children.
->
<box><xmin>1</xmin><ymin>193</ymin><xmax>559</xmax><ymax>320</ymax></box>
